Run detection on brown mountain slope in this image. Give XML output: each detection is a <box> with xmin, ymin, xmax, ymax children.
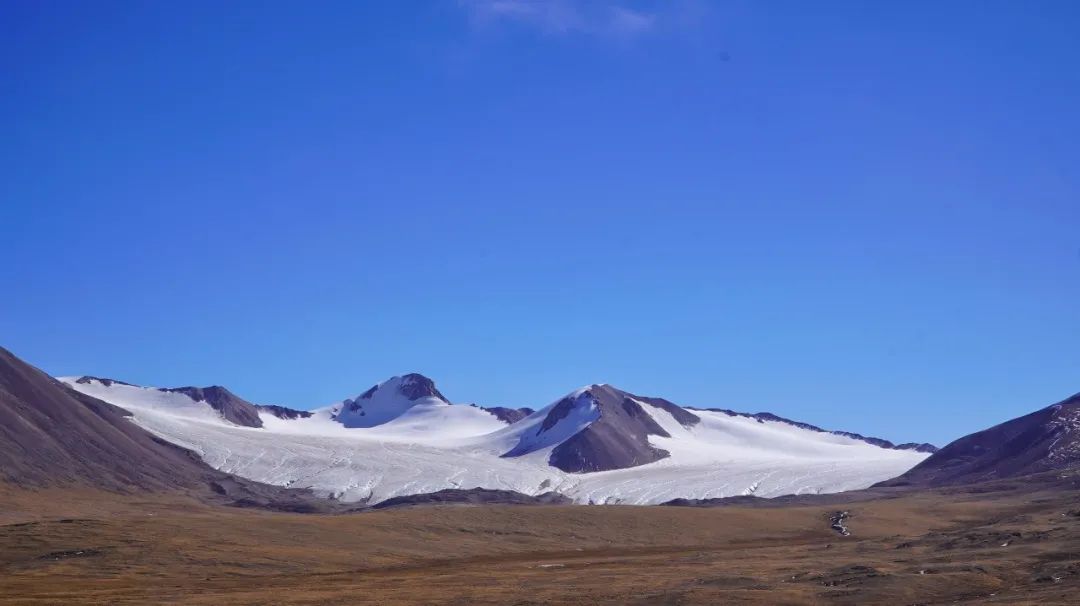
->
<box><xmin>0</xmin><ymin>346</ymin><xmax>328</xmax><ymax>510</ymax></box>
<box><xmin>0</xmin><ymin>346</ymin><xmax>215</xmax><ymax>491</ymax></box>
<box><xmin>877</xmin><ymin>392</ymin><xmax>1080</xmax><ymax>488</ymax></box>
<box><xmin>504</xmin><ymin>384</ymin><xmax>702</xmax><ymax>473</ymax></box>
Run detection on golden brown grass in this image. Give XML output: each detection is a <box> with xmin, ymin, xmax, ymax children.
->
<box><xmin>1</xmin><ymin>485</ymin><xmax>1077</xmax><ymax>604</ymax></box>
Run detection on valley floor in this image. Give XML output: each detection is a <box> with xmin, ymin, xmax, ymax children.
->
<box><xmin>1</xmin><ymin>480</ymin><xmax>1078</xmax><ymax>605</ymax></box>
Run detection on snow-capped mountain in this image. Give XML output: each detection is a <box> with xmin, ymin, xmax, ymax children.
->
<box><xmin>502</xmin><ymin>384</ymin><xmax>703</xmax><ymax>472</ymax></box>
<box><xmin>331</xmin><ymin>374</ymin><xmax>450</xmax><ymax>428</ymax></box>
<box><xmin>60</xmin><ymin>373</ymin><xmax>933</xmax><ymax>505</ymax></box>
<box><xmin>318</xmin><ymin>374</ymin><xmax>522</xmax><ymax>437</ymax></box>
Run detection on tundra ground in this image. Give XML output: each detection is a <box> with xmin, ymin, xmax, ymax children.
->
<box><xmin>1</xmin><ymin>482</ymin><xmax>1077</xmax><ymax>605</ymax></box>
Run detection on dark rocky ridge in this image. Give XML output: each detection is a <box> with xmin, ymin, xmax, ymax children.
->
<box><xmin>877</xmin><ymin>392</ymin><xmax>1080</xmax><ymax>487</ymax></box>
<box><xmin>894</xmin><ymin>442</ymin><xmax>939</xmax><ymax>454</ymax></box>
<box><xmin>689</xmin><ymin>407</ymin><xmax>938</xmax><ymax>453</ymax></box>
<box><xmin>629</xmin><ymin>394</ymin><xmax>702</xmax><ymax>426</ymax></box>
<box><xmin>158</xmin><ymin>386</ymin><xmax>264</xmax><ymax>428</ymax></box>
<box><xmin>475</xmin><ymin>405</ymin><xmax>534</xmax><ymax>424</ymax></box>
<box><xmin>74</xmin><ymin>376</ymin><xmax>136</xmax><ymax>388</ymax></box>
<box><xmin>370</xmin><ymin>488</ymin><xmax>571</xmax><ymax>509</ymax></box>
<box><xmin>257</xmin><ymin>404</ymin><xmax>313</xmax><ymax>420</ymax></box>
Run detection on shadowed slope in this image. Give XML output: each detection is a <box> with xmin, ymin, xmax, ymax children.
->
<box><xmin>0</xmin><ymin>346</ymin><xmax>331</xmax><ymax>511</ymax></box>
<box><xmin>0</xmin><ymin>346</ymin><xmax>211</xmax><ymax>490</ymax></box>
<box><xmin>878</xmin><ymin>392</ymin><xmax>1080</xmax><ymax>487</ymax></box>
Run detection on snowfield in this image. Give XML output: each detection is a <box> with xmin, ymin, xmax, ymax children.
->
<box><xmin>61</xmin><ymin>377</ymin><xmax>929</xmax><ymax>505</ymax></box>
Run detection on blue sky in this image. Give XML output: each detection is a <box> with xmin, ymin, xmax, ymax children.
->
<box><xmin>2</xmin><ymin>1</ymin><xmax>1078</xmax><ymax>446</ymax></box>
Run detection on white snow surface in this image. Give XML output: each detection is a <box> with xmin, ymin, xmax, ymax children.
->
<box><xmin>59</xmin><ymin>378</ymin><xmax>929</xmax><ymax>505</ymax></box>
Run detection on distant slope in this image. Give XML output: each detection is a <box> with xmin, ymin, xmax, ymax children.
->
<box><xmin>877</xmin><ymin>392</ymin><xmax>1080</xmax><ymax>487</ymax></box>
<box><xmin>690</xmin><ymin>407</ymin><xmax>937</xmax><ymax>453</ymax></box>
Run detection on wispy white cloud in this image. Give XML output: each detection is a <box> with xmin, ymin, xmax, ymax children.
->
<box><xmin>608</xmin><ymin>6</ymin><xmax>655</xmax><ymax>36</ymax></box>
<box><xmin>459</xmin><ymin>0</ymin><xmax>658</xmax><ymax>38</ymax></box>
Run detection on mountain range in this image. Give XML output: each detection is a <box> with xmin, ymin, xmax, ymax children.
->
<box><xmin>57</xmin><ymin>367</ymin><xmax>933</xmax><ymax>505</ymax></box>
<box><xmin>3</xmin><ymin>345</ymin><xmax>1078</xmax><ymax>507</ymax></box>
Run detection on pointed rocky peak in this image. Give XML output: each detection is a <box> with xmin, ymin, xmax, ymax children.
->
<box><xmin>534</xmin><ymin>384</ymin><xmax>671</xmax><ymax>435</ymax></box>
<box><xmin>335</xmin><ymin>374</ymin><xmax>450</xmax><ymax>428</ymax></box>
<box><xmin>545</xmin><ymin>384</ymin><xmax>701</xmax><ymax>431</ymax></box>
<box><xmin>158</xmin><ymin>385</ymin><xmax>263</xmax><ymax>428</ymax></box>
<box><xmin>543</xmin><ymin>384</ymin><xmax>676</xmax><ymax>473</ymax></box>
<box><xmin>504</xmin><ymin>384</ymin><xmax>702</xmax><ymax>473</ymax></box>
<box><xmin>398</xmin><ymin>373</ymin><xmax>448</xmax><ymax>401</ymax></box>
<box><xmin>353</xmin><ymin>373</ymin><xmax>447</xmax><ymax>404</ymax></box>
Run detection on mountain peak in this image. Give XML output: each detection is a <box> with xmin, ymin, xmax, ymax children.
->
<box><xmin>504</xmin><ymin>384</ymin><xmax>702</xmax><ymax>473</ymax></box>
<box><xmin>335</xmin><ymin>374</ymin><xmax>450</xmax><ymax>428</ymax></box>
<box><xmin>397</xmin><ymin>373</ymin><xmax>447</xmax><ymax>402</ymax></box>
<box><xmin>355</xmin><ymin>373</ymin><xmax>448</xmax><ymax>403</ymax></box>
